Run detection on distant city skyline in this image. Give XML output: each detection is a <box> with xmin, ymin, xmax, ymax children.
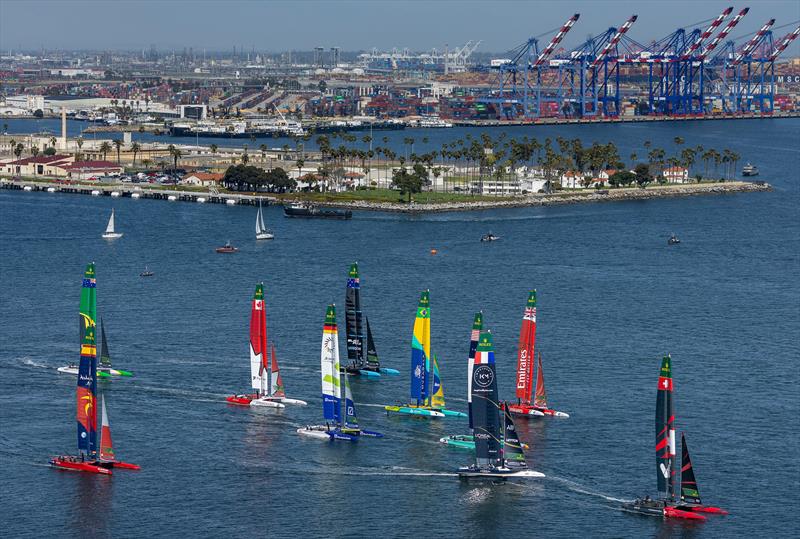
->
<box><xmin>1</xmin><ymin>0</ymin><xmax>798</xmax><ymax>56</ymax></box>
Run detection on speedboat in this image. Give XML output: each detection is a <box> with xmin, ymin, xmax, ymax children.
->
<box><xmin>481</xmin><ymin>232</ymin><xmax>500</xmax><ymax>242</ymax></box>
<box><xmin>215</xmin><ymin>241</ymin><xmax>239</xmax><ymax>254</ymax></box>
<box><xmin>742</xmin><ymin>163</ymin><xmax>759</xmax><ymax>176</ymax></box>
<box><xmin>668</xmin><ymin>234</ymin><xmax>680</xmax><ymax>245</ymax></box>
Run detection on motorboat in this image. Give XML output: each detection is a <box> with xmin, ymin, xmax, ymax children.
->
<box><xmin>668</xmin><ymin>234</ymin><xmax>680</xmax><ymax>245</ymax></box>
<box><xmin>742</xmin><ymin>163</ymin><xmax>759</xmax><ymax>176</ymax></box>
<box><xmin>481</xmin><ymin>232</ymin><xmax>500</xmax><ymax>242</ymax></box>
<box><xmin>215</xmin><ymin>241</ymin><xmax>239</xmax><ymax>254</ymax></box>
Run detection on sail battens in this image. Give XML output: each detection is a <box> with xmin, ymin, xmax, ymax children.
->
<box><xmin>515</xmin><ymin>291</ymin><xmax>537</xmax><ymax>404</ymax></box>
<box><xmin>321</xmin><ymin>305</ymin><xmax>342</xmax><ymax>423</ymax></box>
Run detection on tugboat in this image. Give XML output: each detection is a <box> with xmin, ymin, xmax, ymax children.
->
<box><xmin>480</xmin><ymin>232</ymin><xmax>500</xmax><ymax>242</ymax></box>
<box><xmin>283</xmin><ymin>203</ymin><xmax>352</xmax><ymax>220</ymax></box>
<box><xmin>742</xmin><ymin>163</ymin><xmax>759</xmax><ymax>176</ymax></box>
<box><xmin>668</xmin><ymin>233</ymin><xmax>680</xmax><ymax>245</ymax></box>
<box><xmin>215</xmin><ymin>241</ymin><xmax>239</xmax><ymax>254</ymax></box>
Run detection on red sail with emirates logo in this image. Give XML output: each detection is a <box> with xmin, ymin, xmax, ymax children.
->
<box><xmin>515</xmin><ymin>290</ymin><xmax>537</xmax><ymax>403</ymax></box>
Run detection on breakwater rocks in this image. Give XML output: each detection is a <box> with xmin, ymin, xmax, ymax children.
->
<box><xmin>294</xmin><ymin>182</ymin><xmax>772</xmax><ymax>214</ymax></box>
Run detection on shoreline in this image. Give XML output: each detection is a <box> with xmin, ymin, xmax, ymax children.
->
<box><xmin>1</xmin><ymin>178</ymin><xmax>771</xmax><ymax>213</ymax></box>
<box><xmin>280</xmin><ymin>182</ymin><xmax>772</xmax><ymax>213</ymax></box>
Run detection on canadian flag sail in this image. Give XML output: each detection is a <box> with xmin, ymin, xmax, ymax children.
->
<box><xmin>515</xmin><ymin>290</ymin><xmax>537</xmax><ymax>403</ymax></box>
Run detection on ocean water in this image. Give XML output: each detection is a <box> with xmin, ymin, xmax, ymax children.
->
<box><xmin>0</xmin><ymin>119</ymin><xmax>798</xmax><ymax>538</ymax></box>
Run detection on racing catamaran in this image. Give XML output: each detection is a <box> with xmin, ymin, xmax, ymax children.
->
<box><xmin>384</xmin><ymin>290</ymin><xmax>466</xmax><ymax>418</ymax></box>
<box><xmin>58</xmin><ymin>318</ymin><xmax>133</xmax><ymax>378</ymax></box>
<box><xmin>458</xmin><ymin>331</ymin><xmax>543</xmax><ymax>480</ymax></box>
<box><xmin>342</xmin><ymin>263</ymin><xmax>399</xmax><ymax>378</ymax></box>
<box><xmin>50</xmin><ymin>263</ymin><xmax>139</xmax><ymax>475</ymax></box>
<box><xmin>297</xmin><ymin>304</ymin><xmax>383</xmax><ymax>441</ymax></box>
<box><xmin>625</xmin><ymin>355</ymin><xmax>727</xmax><ymax>520</ymax></box>
<box><xmin>226</xmin><ymin>283</ymin><xmax>306</xmax><ymax>407</ymax></box>
<box><xmin>508</xmin><ymin>291</ymin><xmax>568</xmax><ymax>418</ymax></box>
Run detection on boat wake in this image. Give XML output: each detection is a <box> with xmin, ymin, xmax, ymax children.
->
<box><xmin>549</xmin><ymin>476</ymin><xmax>633</xmax><ymax>504</ymax></box>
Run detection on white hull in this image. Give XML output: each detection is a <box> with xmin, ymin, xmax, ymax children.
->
<box><xmin>58</xmin><ymin>366</ymin><xmax>123</xmax><ymax>376</ymax></box>
<box><xmin>250</xmin><ymin>398</ymin><xmax>286</xmax><ymax>408</ymax></box>
<box><xmin>296</xmin><ymin>427</ymin><xmax>331</xmax><ymax>440</ymax></box>
<box><xmin>458</xmin><ymin>467</ymin><xmax>545</xmax><ymax>479</ymax></box>
<box><xmin>276</xmin><ymin>397</ymin><xmax>307</xmax><ymax>406</ymax></box>
<box><xmin>256</xmin><ymin>232</ymin><xmax>274</xmax><ymax>240</ymax></box>
<box><xmin>102</xmin><ymin>232</ymin><xmax>123</xmax><ymax>239</ymax></box>
<box><xmin>57</xmin><ymin>366</ymin><xmax>79</xmax><ymax>375</ymax></box>
<box><xmin>47</xmin><ymin>187</ymin><xmax>56</xmax><ymax>193</ymax></box>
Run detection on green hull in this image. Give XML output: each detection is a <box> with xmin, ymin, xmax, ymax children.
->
<box><xmin>384</xmin><ymin>405</ymin><xmax>445</xmax><ymax>418</ymax></box>
<box><xmin>440</xmin><ymin>435</ymin><xmax>528</xmax><ymax>451</ymax></box>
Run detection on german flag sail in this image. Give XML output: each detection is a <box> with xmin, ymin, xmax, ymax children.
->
<box><xmin>321</xmin><ymin>305</ymin><xmax>342</xmax><ymax>424</ymax></box>
<box><xmin>515</xmin><ymin>291</ymin><xmax>537</xmax><ymax>404</ymax></box>
<box><xmin>656</xmin><ymin>355</ymin><xmax>676</xmax><ymax>498</ymax></box>
<box><xmin>410</xmin><ymin>290</ymin><xmax>431</xmax><ymax>405</ymax></box>
<box><xmin>76</xmin><ymin>263</ymin><xmax>98</xmax><ymax>455</ymax></box>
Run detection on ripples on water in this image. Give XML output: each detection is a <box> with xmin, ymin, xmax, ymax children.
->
<box><xmin>0</xmin><ymin>119</ymin><xmax>798</xmax><ymax>538</ymax></box>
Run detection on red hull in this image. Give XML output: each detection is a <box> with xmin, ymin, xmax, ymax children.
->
<box><xmin>226</xmin><ymin>394</ymin><xmax>256</xmax><ymax>406</ymax></box>
<box><xmin>108</xmin><ymin>461</ymin><xmax>141</xmax><ymax>470</ymax></box>
<box><xmin>681</xmin><ymin>505</ymin><xmax>728</xmax><ymax>515</ymax></box>
<box><xmin>664</xmin><ymin>506</ymin><xmax>707</xmax><ymax>520</ymax></box>
<box><xmin>50</xmin><ymin>456</ymin><xmax>112</xmax><ymax>475</ymax></box>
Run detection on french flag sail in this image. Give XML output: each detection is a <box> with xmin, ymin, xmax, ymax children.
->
<box><xmin>470</xmin><ymin>331</ymin><xmax>501</xmax><ymax>469</ymax></box>
<box><xmin>321</xmin><ymin>305</ymin><xmax>342</xmax><ymax>424</ymax></box>
<box><xmin>515</xmin><ymin>291</ymin><xmax>537</xmax><ymax>405</ymax></box>
<box><xmin>77</xmin><ymin>262</ymin><xmax>98</xmax><ymax>455</ymax></box>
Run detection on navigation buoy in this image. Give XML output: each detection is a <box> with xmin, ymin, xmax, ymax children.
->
<box><xmin>430</xmin><ymin>249</ymin><xmax>438</xmax><ymax>255</ymax></box>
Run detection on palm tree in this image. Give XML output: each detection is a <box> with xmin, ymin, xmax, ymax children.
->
<box><xmin>259</xmin><ymin>144</ymin><xmax>267</xmax><ymax>162</ymax></box>
<box><xmin>167</xmin><ymin>144</ymin><xmax>181</xmax><ymax>169</ymax></box>
<box><xmin>31</xmin><ymin>145</ymin><xmax>40</xmax><ymax>157</ymax></box>
<box><xmin>8</xmin><ymin>138</ymin><xmax>15</xmax><ymax>153</ymax></box>
<box><xmin>13</xmin><ymin>143</ymin><xmax>23</xmax><ymax>159</ymax></box>
<box><xmin>99</xmin><ymin>141</ymin><xmax>112</xmax><ymax>161</ymax></box>
<box><xmin>210</xmin><ymin>143</ymin><xmax>218</xmax><ymax>156</ymax></box>
<box><xmin>2</xmin><ymin>123</ymin><xmax>7</xmax><ymax>134</ymax></box>
<box><xmin>112</xmin><ymin>138</ymin><xmax>123</xmax><ymax>164</ymax></box>
<box><xmin>49</xmin><ymin>136</ymin><xmax>57</xmax><ymax>148</ymax></box>
<box><xmin>131</xmin><ymin>142</ymin><xmax>141</xmax><ymax>165</ymax></box>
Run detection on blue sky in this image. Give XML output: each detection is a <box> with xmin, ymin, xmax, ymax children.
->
<box><xmin>1</xmin><ymin>0</ymin><xmax>798</xmax><ymax>55</ymax></box>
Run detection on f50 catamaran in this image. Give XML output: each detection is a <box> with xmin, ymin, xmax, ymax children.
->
<box><xmin>507</xmin><ymin>291</ymin><xmax>568</xmax><ymax>418</ymax></box>
<box><xmin>624</xmin><ymin>355</ymin><xmax>727</xmax><ymax>520</ymax></box>
<box><xmin>342</xmin><ymin>263</ymin><xmax>399</xmax><ymax>378</ymax></box>
<box><xmin>58</xmin><ymin>318</ymin><xmax>133</xmax><ymax>378</ymax></box>
<box><xmin>227</xmin><ymin>283</ymin><xmax>306</xmax><ymax>407</ymax></box>
<box><xmin>384</xmin><ymin>290</ymin><xmax>466</xmax><ymax>418</ymax></box>
<box><xmin>297</xmin><ymin>304</ymin><xmax>383</xmax><ymax>441</ymax></box>
<box><xmin>50</xmin><ymin>263</ymin><xmax>139</xmax><ymax>475</ymax></box>
<box><xmin>458</xmin><ymin>331</ymin><xmax>543</xmax><ymax>480</ymax></box>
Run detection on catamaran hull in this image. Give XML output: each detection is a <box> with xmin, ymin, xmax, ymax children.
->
<box><xmin>58</xmin><ymin>366</ymin><xmax>132</xmax><ymax>377</ymax></box>
<box><xmin>296</xmin><ymin>426</ymin><xmax>357</xmax><ymax>442</ymax></box>
<box><xmin>439</xmin><ymin>436</ymin><xmax>529</xmax><ymax>451</ymax></box>
<box><xmin>674</xmin><ymin>504</ymin><xmax>728</xmax><ymax>515</ymax></box>
<box><xmin>457</xmin><ymin>466</ymin><xmax>545</xmax><ymax>480</ymax></box>
<box><xmin>508</xmin><ymin>404</ymin><xmax>568</xmax><ymax>418</ymax></box>
<box><xmin>250</xmin><ymin>398</ymin><xmax>286</xmax><ymax>409</ymax></box>
<box><xmin>379</xmin><ymin>368</ymin><xmax>400</xmax><ymax>375</ymax></box>
<box><xmin>50</xmin><ymin>457</ymin><xmax>112</xmax><ymax>475</ymax></box>
<box><xmin>623</xmin><ymin>502</ymin><xmax>708</xmax><ymax>521</ymax></box>
<box><xmin>384</xmin><ymin>405</ymin><xmax>445</xmax><ymax>418</ymax></box>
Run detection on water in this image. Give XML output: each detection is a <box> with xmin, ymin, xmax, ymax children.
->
<box><xmin>0</xmin><ymin>119</ymin><xmax>798</xmax><ymax>538</ymax></box>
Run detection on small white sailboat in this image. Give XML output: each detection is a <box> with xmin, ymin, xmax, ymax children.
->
<box><xmin>256</xmin><ymin>200</ymin><xmax>274</xmax><ymax>240</ymax></box>
<box><xmin>102</xmin><ymin>209</ymin><xmax>123</xmax><ymax>239</ymax></box>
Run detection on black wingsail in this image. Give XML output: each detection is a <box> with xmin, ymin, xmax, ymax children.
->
<box><xmin>680</xmin><ymin>433</ymin><xmax>702</xmax><ymax>505</ymax></box>
<box><xmin>655</xmin><ymin>355</ymin><xmax>676</xmax><ymax>498</ymax></box>
<box><xmin>365</xmin><ymin>317</ymin><xmax>380</xmax><ymax>370</ymax></box>
<box><xmin>471</xmin><ymin>331</ymin><xmax>501</xmax><ymax>469</ymax></box>
<box><xmin>501</xmin><ymin>402</ymin><xmax>527</xmax><ymax>467</ymax></box>
<box><xmin>99</xmin><ymin>318</ymin><xmax>112</xmax><ymax>368</ymax></box>
<box><xmin>345</xmin><ymin>263</ymin><xmax>365</xmax><ymax>369</ymax></box>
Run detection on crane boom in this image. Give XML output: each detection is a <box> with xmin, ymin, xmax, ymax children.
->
<box><xmin>698</xmin><ymin>7</ymin><xmax>749</xmax><ymax>60</ymax></box>
<box><xmin>732</xmin><ymin>19</ymin><xmax>776</xmax><ymax>65</ymax></box>
<box><xmin>769</xmin><ymin>26</ymin><xmax>800</xmax><ymax>61</ymax></box>
<box><xmin>681</xmin><ymin>6</ymin><xmax>733</xmax><ymax>59</ymax></box>
<box><xmin>590</xmin><ymin>15</ymin><xmax>637</xmax><ymax>68</ymax></box>
<box><xmin>533</xmin><ymin>13</ymin><xmax>580</xmax><ymax>67</ymax></box>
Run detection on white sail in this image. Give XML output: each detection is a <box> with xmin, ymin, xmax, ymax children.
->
<box><xmin>250</xmin><ymin>342</ymin><xmax>264</xmax><ymax>393</ymax></box>
<box><xmin>105</xmin><ymin>209</ymin><xmax>116</xmax><ymax>234</ymax></box>
<box><xmin>255</xmin><ymin>206</ymin><xmax>263</xmax><ymax>235</ymax></box>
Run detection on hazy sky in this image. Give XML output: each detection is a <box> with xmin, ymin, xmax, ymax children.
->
<box><xmin>1</xmin><ymin>0</ymin><xmax>798</xmax><ymax>55</ymax></box>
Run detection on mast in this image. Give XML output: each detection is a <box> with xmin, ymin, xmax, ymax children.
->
<box><xmin>410</xmin><ymin>290</ymin><xmax>431</xmax><ymax>406</ymax></box>
<box><xmin>345</xmin><ymin>263</ymin><xmax>365</xmax><ymax>369</ymax></box>
<box><xmin>77</xmin><ymin>263</ymin><xmax>98</xmax><ymax>457</ymax></box>
<box><xmin>656</xmin><ymin>355</ymin><xmax>677</xmax><ymax>500</ymax></box>
<box><xmin>515</xmin><ymin>290</ymin><xmax>537</xmax><ymax>405</ymax></box>
<box><xmin>321</xmin><ymin>305</ymin><xmax>342</xmax><ymax>426</ymax></box>
<box><xmin>466</xmin><ymin>312</ymin><xmax>483</xmax><ymax>429</ymax></box>
<box><xmin>471</xmin><ymin>331</ymin><xmax>501</xmax><ymax>469</ymax></box>
<box><xmin>533</xmin><ymin>352</ymin><xmax>548</xmax><ymax>409</ymax></box>
<box><xmin>364</xmin><ymin>317</ymin><xmax>380</xmax><ymax>370</ymax></box>
<box><xmin>99</xmin><ymin>318</ymin><xmax>112</xmax><ymax>369</ymax></box>
<box><xmin>249</xmin><ymin>284</ymin><xmax>267</xmax><ymax>396</ymax></box>
<box><xmin>680</xmin><ymin>433</ymin><xmax>701</xmax><ymax>505</ymax></box>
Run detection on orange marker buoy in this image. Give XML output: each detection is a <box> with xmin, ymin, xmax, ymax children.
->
<box><xmin>430</xmin><ymin>249</ymin><xmax>438</xmax><ymax>255</ymax></box>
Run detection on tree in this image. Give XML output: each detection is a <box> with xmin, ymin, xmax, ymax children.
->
<box><xmin>44</xmin><ymin>146</ymin><xmax>56</xmax><ymax>156</ymax></box>
<box><xmin>13</xmin><ymin>143</ymin><xmax>23</xmax><ymax>159</ymax></box>
<box><xmin>392</xmin><ymin>163</ymin><xmax>427</xmax><ymax>203</ymax></box>
<box><xmin>609</xmin><ymin>170</ymin><xmax>635</xmax><ymax>187</ymax></box>
<box><xmin>634</xmin><ymin>163</ymin><xmax>651</xmax><ymax>187</ymax></box>
<box><xmin>99</xmin><ymin>141</ymin><xmax>112</xmax><ymax>161</ymax></box>
<box><xmin>170</xmin><ymin>146</ymin><xmax>182</xmax><ymax>169</ymax></box>
<box><xmin>112</xmin><ymin>138</ymin><xmax>123</xmax><ymax>164</ymax></box>
<box><xmin>131</xmin><ymin>142</ymin><xmax>141</xmax><ymax>165</ymax></box>
<box><xmin>49</xmin><ymin>136</ymin><xmax>57</xmax><ymax>148</ymax></box>
<box><xmin>33</xmin><ymin>109</ymin><xmax>44</xmax><ymax>118</ymax></box>
<box><xmin>210</xmin><ymin>144</ymin><xmax>218</xmax><ymax>156</ymax></box>
<box><xmin>30</xmin><ymin>145</ymin><xmax>40</xmax><ymax>157</ymax></box>
<box><xmin>241</xmin><ymin>150</ymin><xmax>249</xmax><ymax>165</ymax></box>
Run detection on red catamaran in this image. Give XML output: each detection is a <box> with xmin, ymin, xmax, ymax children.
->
<box><xmin>50</xmin><ymin>263</ymin><xmax>139</xmax><ymax>475</ymax></box>
<box><xmin>227</xmin><ymin>283</ymin><xmax>306</xmax><ymax>407</ymax></box>
<box><xmin>508</xmin><ymin>291</ymin><xmax>569</xmax><ymax>418</ymax></box>
<box><xmin>625</xmin><ymin>355</ymin><xmax>727</xmax><ymax>520</ymax></box>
